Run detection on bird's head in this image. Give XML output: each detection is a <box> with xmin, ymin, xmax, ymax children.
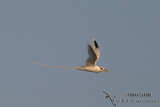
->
<box><xmin>99</xmin><ymin>67</ymin><xmax>108</xmax><ymax>72</ymax></box>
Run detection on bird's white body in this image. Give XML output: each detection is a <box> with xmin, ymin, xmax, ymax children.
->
<box><xmin>75</xmin><ymin>66</ymin><xmax>103</xmax><ymax>73</ymax></box>
<box><xmin>34</xmin><ymin>38</ymin><xmax>108</xmax><ymax>73</ymax></box>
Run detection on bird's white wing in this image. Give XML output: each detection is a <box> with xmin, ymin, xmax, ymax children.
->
<box><xmin>92</xmin><ymin>38</ymin><xmax>100</xmax><ymax>59</ymax></box>
<box><xmin>85</xmin><ymin>38</ymin><xmax>100</xmax><ymax>66</ymax></box>
<box><xmin>85</xmin><ymin>43</ymin><xmax>98</xmax><ymax>66</ymax></box>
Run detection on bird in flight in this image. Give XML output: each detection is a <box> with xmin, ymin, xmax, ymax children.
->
<box><xmin>33</xmin><ymin>38</ymin><xmax>108</xmax><ymax>73</ymax></box>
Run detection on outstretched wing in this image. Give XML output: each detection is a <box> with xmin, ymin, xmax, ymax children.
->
<box><xmin>85</xmin><ymin>38</ymin><xmax>100</xmax><ymax>66</ymax></box>
<box><xmin>85</xmin><ymin>44</ymin><xmax>97</xmax><ymax>66</ymax></box>
<box><xmin>92</xmin><ymin>38</ymin><xmax>100</xmax><ymax>59</ymax></box>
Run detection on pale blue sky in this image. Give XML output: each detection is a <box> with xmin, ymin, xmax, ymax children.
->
<box><xmin>0</xmin><ymin>0</ymin><xmax>160</xmax><ymax>107</ymax></box>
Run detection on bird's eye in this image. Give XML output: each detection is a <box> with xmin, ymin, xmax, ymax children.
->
<box><xmin>100</xmin><ymin>67</ymin><xmax>104</xmax><ymax>70</ymax></box>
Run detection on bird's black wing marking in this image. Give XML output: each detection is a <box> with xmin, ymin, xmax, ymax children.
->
<box><xmin>94</xmin><ymin>40</ymin><xmax>99</xmax><ymax>48</ymax></box>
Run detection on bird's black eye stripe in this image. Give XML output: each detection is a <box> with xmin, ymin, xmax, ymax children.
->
<box><xmin>94</xmin><ymin>40</ymin><xmax>99</xmax><ymax>48</ymax></box>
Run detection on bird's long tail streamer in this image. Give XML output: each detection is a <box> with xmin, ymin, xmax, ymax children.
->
<box><xmin>32</xmin><ymin>61</ymin><xmax>76</xmax><ymax>69</ymax></box>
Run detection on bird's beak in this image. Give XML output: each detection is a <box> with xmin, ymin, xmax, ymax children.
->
<box><xmin>103</xmin><ymin>69</ymin><xmax>108</xmax><ymax>72</ymax></box>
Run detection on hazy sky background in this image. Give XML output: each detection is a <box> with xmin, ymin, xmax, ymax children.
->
<box><xmin>0</xmin><ymin>0</ymin><xmax>160</xmax><ymax>107</ymax></box>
